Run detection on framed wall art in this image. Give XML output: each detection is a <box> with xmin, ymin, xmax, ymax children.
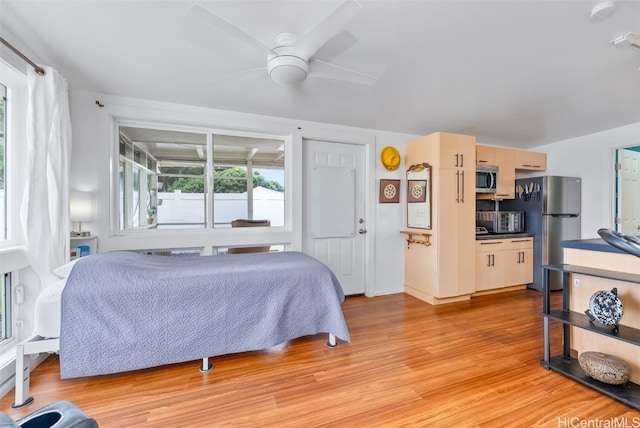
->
<box><xmin>379</xmin><ymin>179</ymin><xmax>400</xmax><ymax>204</ymax></box>
<box><xmin>406</xmin><ymin>163</ymin><xmax>431</xmax><ymax>229</ymax></box>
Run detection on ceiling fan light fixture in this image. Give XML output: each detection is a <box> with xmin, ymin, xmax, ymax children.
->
<box><xmin>268</xmin><ymin>55</ymin><xmax>309</xmax><ymax>85</ymax></box>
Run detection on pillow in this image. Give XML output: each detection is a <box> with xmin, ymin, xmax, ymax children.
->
<box><xmin>53</xmin><ymin>258</ymin><xmax>81</xmax><ymax>279</ymax></box>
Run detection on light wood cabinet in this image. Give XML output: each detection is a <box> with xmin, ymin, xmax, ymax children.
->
<box><xmin>515</xmin><ymin>149</ymin><xmax>546</xmax><ymax>170</ymax></box>
<box><xmin>475</xmin><ymin>237</ymin><xmax>533</xmax><ymax>291</ymax></box>
<box><xmin>404</xmin><ymin>132</ymin><xmax>476</xmax><ymax>304</ymax></box>
<box><xmin>476</xmin><ymin>146</ymin><xmax>515</xmax><ymax>200</ymax></box>
<box><xmin>476</xmin><ymin>146</ymin><xmax>546</xmax><ymax>200</ymax></box>
<box><xmin>493</xmin><ymin>148</ymin><xmax>515</xmax><ymax>199</ymax></box>
<box><xmin>475</xmin><ymin>145</ymin><xmax>495</xmax><ymax>165</ymax></box>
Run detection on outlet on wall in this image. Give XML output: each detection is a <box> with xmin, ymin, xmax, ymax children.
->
<box><xmin>574</xmin><ymin>278</ymin><xmax>580</xmax><ymax>287</ymax></box>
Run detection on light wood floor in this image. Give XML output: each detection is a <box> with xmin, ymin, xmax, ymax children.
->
<box><xmin>1</xmin><ymin>290</ymin><xmax>637</xmax><ymax>427</ymax></box>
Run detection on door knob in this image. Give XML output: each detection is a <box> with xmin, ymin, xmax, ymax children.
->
<box><xmin>359</xmin><ymin>228</ymin><xmax>368</xmax><ymax>234</ymax></box>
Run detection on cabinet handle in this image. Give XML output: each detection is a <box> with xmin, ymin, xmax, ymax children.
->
<box><xmin>480</xmin><ymin>241</ymin><xmax>503</xmax><ymax>245</ymax></box>
<box><xmin>460</xmin><ymin>153</ymin><xmax>464</xmax><ymax>168</ymax></box>
<box><xmin>456</xmin><ymin>171</ymin><xmax>460</xmax><ymax>203</ymax></box>
<box><xmin>487</xmin><ymin>255</ymin><xmax>491</xmax><ymax>267</ymax></box>
<box><xmin>455</xmin><ymin>154</ymin><xmax>459</xmax><ymax>168</ymax></box>
<box><xmin>511</xmin><ymin>239</ymin><xmax>531</xmax><ymax>243</ymax></box>
<box><xmin>491</xmin><ymin>254</ymin><xmax>495</xmax><ymax>266</ymax></box>
<box><xmin>460</xmin><ymin>170</ymin><xmax>465</xmax><ymax>203</ymax></box>
<box><xmin>478</xmin><ymin>160</ymin><xmax>488</xmax><ymax>163</ymax></box>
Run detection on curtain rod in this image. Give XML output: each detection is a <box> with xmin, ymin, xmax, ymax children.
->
<box><xmin>0</xmin><ymin>36</ymin><xmax>45</xmax><ymax>76</ymax></box>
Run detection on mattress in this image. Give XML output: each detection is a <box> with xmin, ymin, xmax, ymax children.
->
<box><xmin>34</xmin><ymin>278</ymin><xmax>66</xmax><ymax>339</ymax></box>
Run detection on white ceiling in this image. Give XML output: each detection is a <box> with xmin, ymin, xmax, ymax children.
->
<box><xmin>1</xmin><ymin>0</ymin><xmax>639</xmax><ymax>148</ymax></box>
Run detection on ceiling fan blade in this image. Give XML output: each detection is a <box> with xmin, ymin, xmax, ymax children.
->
<box><xmin>293</xmin><ymin>0</ymin><xmax>362</xmax><ymax>60</ymax></box>
<box><xmin>312</xmin><ymin>31</ymin><xmax>357</xmax><ymax>62</ymax></box>
<box><xmin>183</xmin><ymin>5</ymin><xmax>272</xmax><ymax>53</ymax></box>
<box><xmin>308</xmin><ymin>59</ymin><xmax>378</xmax><ymax>85</ymax></box>
<box><xmin>209</xmin><ymin>67</ymin><xmax>267</xmax><ymax>85</ymax></box>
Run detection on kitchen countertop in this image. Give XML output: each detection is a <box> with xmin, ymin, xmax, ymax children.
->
<box><xmin>560</xmin><ymin>238</ymin><xmax>627</xmax><ymax>254</ymax></box>
<box><xmin>476</xmin><ymin>232</ymin><xmax>533</xmax><ymax>241</ymax></box>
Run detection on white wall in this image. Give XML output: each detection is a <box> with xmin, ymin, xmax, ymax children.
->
<box><xmin>69</xmin><ymin>90</ymin><xmax>417</xmax><ymax>296</ymax></box>
<box><xmin>531</xmin><ymin>122</ymin><xmax>640</xmax><ymax>239</ymax></box>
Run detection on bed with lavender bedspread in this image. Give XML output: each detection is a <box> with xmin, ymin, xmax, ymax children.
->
<box><xmin>59</xmin><ymin>251</ymin><xmax>350</xmax><ymax>379</ymax></box>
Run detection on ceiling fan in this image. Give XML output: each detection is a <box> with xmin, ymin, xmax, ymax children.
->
<box><xmin>182</xmin><ymin>0</ymin><xmax>377</xmax><ymax>86</ymax></box>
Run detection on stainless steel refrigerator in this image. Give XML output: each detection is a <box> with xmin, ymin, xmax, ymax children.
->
<box><xmin>501</xmin><ymin>176</ymin><xmax>581</xmax><ymax>290</ymax></box>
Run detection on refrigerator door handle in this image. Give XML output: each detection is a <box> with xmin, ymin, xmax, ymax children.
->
<box><xmin>546</xmin><ymin>214</ymin><xmax>579</xmax><ymax>218</ymax></box>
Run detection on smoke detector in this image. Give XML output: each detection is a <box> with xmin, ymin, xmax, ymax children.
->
<box><xmin>590</xmin><ymin>1</ymin><xmax>616</xmax><ymax>22</ymax></box>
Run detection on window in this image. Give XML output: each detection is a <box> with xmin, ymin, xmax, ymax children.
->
<box><xmin>0</xmin><ymin>83</ymin><xmax>6</xmax><ymax>241</ymax></box>
<box><xmin>118</xmin><ymin>125</ymin><xmax>285</xmax><ymax>231</ymax></box>
<box><xmin>1</xmin><ymin>273</ymin><xmax>12</xmax><ymax>345</ymax></box>
<box><xmin>0</xmin><ymin>59</ymin><xmax>25</xmax><ymax>350</ymax></box>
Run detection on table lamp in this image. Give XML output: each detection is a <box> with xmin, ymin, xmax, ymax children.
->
<box><xmin>70</xmin><ymin>191</ymin><xmax>92</xmax><ymax>237</ymax></box>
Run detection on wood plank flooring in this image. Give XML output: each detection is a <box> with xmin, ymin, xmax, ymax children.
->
<box><xmin>2</xmin><ymin>290</ymin><xmax>637</xmax><ymax>427</ymax></box>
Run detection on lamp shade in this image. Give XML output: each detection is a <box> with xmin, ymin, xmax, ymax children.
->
<box><xmin>70</xmin><ymin>191</ymin><xmax>92</xmax><ymax>222</ymax></box>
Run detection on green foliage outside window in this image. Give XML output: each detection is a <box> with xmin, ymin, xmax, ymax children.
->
<box><xmin>164</xmin><ymin>167</ymin><xmax>283</xmax><ymax>193</ymax></box>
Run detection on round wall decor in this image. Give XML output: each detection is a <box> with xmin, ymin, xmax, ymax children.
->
<box><xmin>585</xmin><ymin>287</ymin><xmax>623</xmax><ymax>327</ymax></box>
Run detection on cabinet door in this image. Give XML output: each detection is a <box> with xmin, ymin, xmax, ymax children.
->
<box><xmin>493</xmin><ymin>148</ymin><xmax>516</xmax><ymax>199</ymax></box>
<box><xmin>511</xmin><ymin>248</ymin><xmax>533</xmax><ymax>285</ymax></box>
<box><xmin>515</xmin><ymin>150</ymin><xmax>546</xmax><ymax>170</ymax></box>
<box><xmin>438</xmin><ymin>169</ymin><xmax>462</xmax><ymax>297</ymax></box>
<box><xmin>475</xmin><ymin>251</ymin><xmax>493</xmax><ymax>290</ymax></box>
<box><xmin>457</xmin><ymin>167</ymin><xmax>476</xmax><ymax>294</ymax></box>
<box><xmin>475</xmin><ymin>250</ymin><xmax>509</xmax><ymax>291</ymax></box>
<box><xmin>439</xmin><ymin>134</ymin><xmax>475</xmax><ymax>169</ymax></box>
<box><xmin>476</xmin><ymin>145</ymin><xmax>495</xmax><ymax>165</ymax></box>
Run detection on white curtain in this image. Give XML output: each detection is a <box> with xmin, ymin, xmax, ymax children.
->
<box><xmin>20</xmin><ymin>66</ymin><xmax>72</xmax><ymax>286</ymax></box>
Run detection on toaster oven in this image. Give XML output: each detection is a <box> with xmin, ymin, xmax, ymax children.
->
<box><xmin>476</xmin><ymin>211</ymin><xmax>524</xmax><ymax>234</ymax></box>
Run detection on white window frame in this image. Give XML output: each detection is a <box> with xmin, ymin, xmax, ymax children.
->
<box><xmin>0</xmin><ymin>59</ymin><xmax>27</xmax><ymax>250</ymax></box>
<box><xmin>111</xmin><ymin>119</ymin><xmax>291</xmax><ymax>236</ymax></box>
<box><xmin>0</xmin><ymin>59</ymin><xmax>28</xmax><ymax>357</ymax></box>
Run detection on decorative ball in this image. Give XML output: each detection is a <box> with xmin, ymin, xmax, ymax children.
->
<box><xmin>578</xmin><ymin>351</ymin><xmax>631</xmax><ymax>385</ymax></box>
<box><xmin>586</xmin><ymin>288</ymin><xmax>623</xmax><ymax>326</ymax></box>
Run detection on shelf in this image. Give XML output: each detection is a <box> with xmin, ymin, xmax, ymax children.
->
<box><xmin>544</xmin><ymin>264</ymin><xmax>640</xmax><ymax>285</ymax></box>
<box><xmin>542</xmin><ymin>263</ymin><xmax>640</xmax><ymax>409</ymax></box>
<box><xmin>400</xmin><ymin>230</ymin><xmax>431</xmax><ymax>247</ymax></box>
<box><xmin>545</xmin><ymin>310</ymin><xmax>640</xmax><ymax>346</ymax></box>
<box><xmin>71</xmin><ymin>235</ymin><xmax>96</xmax><ymax>241</ymax></box>
<box><xmin>544</xmin><ymin>356</ymin><xmax>640</xmax><ymax>410</ymax></box>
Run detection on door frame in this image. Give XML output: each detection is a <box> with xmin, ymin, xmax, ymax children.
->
<box><xmin>298</xmin><ymin>127</ymin><xmax>376</xmax><ymax>297</ymax></box>
<box><xmin>615</xmin><ymin>145</ymin><xmax>640</xmax><ymax>233</ymax></box>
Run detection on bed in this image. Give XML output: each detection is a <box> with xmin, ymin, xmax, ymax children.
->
<box><xmin>13</xmin><ymin>251</ymin><xmax>350</xmax><ymax>407</ymax></box>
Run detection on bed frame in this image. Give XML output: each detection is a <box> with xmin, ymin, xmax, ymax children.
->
<box><xmin>13</xmin><ymin>335</ymin><xmax>59</xmax><ymax>408</ymax></box>
<box><xmin>13</xmin><ymin>333</ymin><xmax>337</xmax><ymax>408</ymax></box>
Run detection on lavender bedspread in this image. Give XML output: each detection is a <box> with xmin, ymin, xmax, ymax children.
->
<box><xmin>59</xmin><ymin>251</ymin><xmax>350</xmax><ymax>378</ymax></box>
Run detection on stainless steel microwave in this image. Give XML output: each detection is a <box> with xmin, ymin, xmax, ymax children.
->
<box><xmin>476</xmin><ymin>164</ymin><xmax>498</xmax><ymax>193</ymax></box>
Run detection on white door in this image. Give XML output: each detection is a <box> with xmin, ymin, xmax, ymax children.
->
<box><xmin>619</xmin><ymin>148</ymin><xmax>640</xmax><ymax>234</ymax></box>
<box><xmin>303</xmin><ymin>139</ymin><xmax>367</xmax><ymax>295</ymax></box>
